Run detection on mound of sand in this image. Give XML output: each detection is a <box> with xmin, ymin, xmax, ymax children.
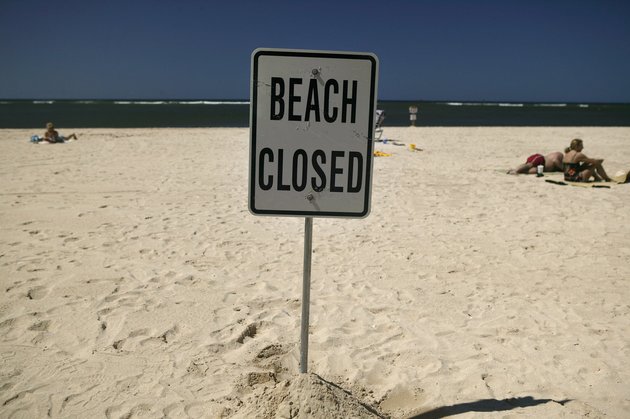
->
<box><xmin>233</xmin><ymin>372</ymin><xmax>383</xmax><ymax>419</ymax></box>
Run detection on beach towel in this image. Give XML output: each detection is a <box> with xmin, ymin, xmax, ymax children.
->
<box><xmin>30</xmin><ymin>135</ymin><xmax>75</xmax><ymax>144</ymax></box>
<box><xmin>544</xmin><ymin>170</ymin><xmax>630</xmax><ymax>188</ymax></box>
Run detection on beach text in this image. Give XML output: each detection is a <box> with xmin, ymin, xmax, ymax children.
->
<box><xmin>269</xmin><ymin>77</ymin><xmax>357</xmax><ymax>123</ymax></box>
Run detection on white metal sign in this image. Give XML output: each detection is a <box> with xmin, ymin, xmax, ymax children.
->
<box><xmin>249</xmin><ymin>48</ymin><xmax>379</xmax><ymax>218</ymax></box>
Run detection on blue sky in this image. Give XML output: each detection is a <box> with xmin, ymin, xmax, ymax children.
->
<box><xmin>1</xmin><ymin>0</ymin><xmax>629</xmax><ymax>102</ymax></box>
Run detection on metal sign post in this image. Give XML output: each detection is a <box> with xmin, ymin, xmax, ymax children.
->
<box><xmin>300</xmin><ymin>217</ymin><xmax>313</xmax><ymax>373</ymax></box>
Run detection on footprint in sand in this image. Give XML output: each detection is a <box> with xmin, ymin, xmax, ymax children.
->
<box><xmin>117</xmin><ymin>326</ymin><xmax>181</xmax><ymax>349</ymax></box>
<box><xmin>223</xmin><ymin>291</ymin><xmax>237</xmax><ymax>304</ymax></box>
<box><xmin>159</xmin><ymin>325</ymin><xmax>179</xmax><ymax>343</ymax></box>
<box><xmin>28</xmin><ymin>320</ymin><xmax>51</xmax><ymax>332</ymax></box>
<box><xmin>253</xmin><ymin>344</ymin><xmax>291</xmax><ymax>374</ymax></box>
<box><xmin>236</xmin><ymin>322</ymin><xmax>259</xmax><ymax>344</ymax></box>
<box><xmin>186</xmin><ymin>359</ymin><xmax>210</xmax><ymax>377</ymax></box>
<box><xmin>112</xmin><ymin>339</ymin><xmax>126</xmax><ymax>351</ymax></box>
<box><xmin>27</xmin><ymin>286</ymin><xmax>48</xmax><ymax>300</ymax></box>
<box><xmin>128</xmin><ymin>328</ymin><xmax>151</xmax><ymax>338</ymax></box>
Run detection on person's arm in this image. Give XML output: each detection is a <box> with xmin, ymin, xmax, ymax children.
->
<box><xmin>573</xmin><ymin>152</ymin><xmax>591</xmax><ymax>164</ymax></box>
<box><xmin>584</xmin><ymin>157</ymin><xmax>603</xmax><ymax>165</ymax></box>
<box><xmin>576</xmin><ymin>152</ymin><xmax>603</xmax><ymax>165</ymax></box>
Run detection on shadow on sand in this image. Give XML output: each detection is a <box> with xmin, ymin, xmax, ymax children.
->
<box><xmin>408</xmin><ymin>396</ymin><xmax>571</xmax><ymax>418</ymax></box>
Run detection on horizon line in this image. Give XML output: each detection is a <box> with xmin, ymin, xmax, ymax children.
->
<box><xmin>2</xmin><ymin>98</ymin><xmax>630</xmax><ymax>105</ymax></box>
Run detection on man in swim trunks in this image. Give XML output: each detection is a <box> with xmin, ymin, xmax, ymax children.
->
<box><xmin>507</xmin><ymin>151</ymin><xmax>564</xmax><ymax>174</ymax></box>
<box><xmin>563</xmin><ymin>138</ymin><xmax>611</xmax><ymax>182</ymax></box>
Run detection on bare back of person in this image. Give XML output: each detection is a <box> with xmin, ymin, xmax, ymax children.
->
<box><xmin>507</xmin><ymin>151</ymin><xmax>564</xmax><ymax>175</ymax></box>
<box><xmin>544</xmin><ymin>151</ymin><xmax>563</xmax><ymax>172</ymax></box>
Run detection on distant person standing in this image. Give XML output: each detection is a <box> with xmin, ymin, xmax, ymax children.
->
<box><xmin>43</xmin><ymin>122</ymin><xmax>78</xmax><ymax>143</ymax></box>
<box><xmin>409</xmin><ymin>105</ymin><xmax>418</xmax><ymax>126</ymax></box>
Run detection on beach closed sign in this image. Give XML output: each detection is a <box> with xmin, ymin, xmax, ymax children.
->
<box><xmin>249</xmin><ymin>48</ymin><xmax>379</xmax><ymax>218</ymax></box>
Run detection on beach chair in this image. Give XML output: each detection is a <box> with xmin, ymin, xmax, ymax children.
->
<box><xmin>375</xmin><ymin>109</ymin><xmax>385</xmax><ymax>141</ymax></box>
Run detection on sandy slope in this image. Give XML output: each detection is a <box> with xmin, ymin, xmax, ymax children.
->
<box><xmin>1</xmin><ymin>127</ymin><xmax>629</xmax><ymax>418</ymax></box>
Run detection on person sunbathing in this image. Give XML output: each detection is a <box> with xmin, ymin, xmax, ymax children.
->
<box><xmin>563</xmin><ymin>138</ymin><xmax>611</xmax><ymax>182</ymax></box>
<box><xmin>507</xmin><ymin>151</ymin><xmax>563</xmax><ymax>174</ymax></box>
<box><xmin>43</xmin><ymin>122</ymin><xmax>78</xmax><ymax>143</ymax></box>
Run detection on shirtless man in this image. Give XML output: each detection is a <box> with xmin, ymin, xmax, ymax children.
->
<box><xmin>507</xmin><ymin>151</ymin><xmax>564</xmax><ymax>175</ymax></box>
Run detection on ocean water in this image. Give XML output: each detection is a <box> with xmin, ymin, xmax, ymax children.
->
<box><xmin>1</xmin><ymin>99</ymin><xmax>629</xmax><ymax>128</ymax></box>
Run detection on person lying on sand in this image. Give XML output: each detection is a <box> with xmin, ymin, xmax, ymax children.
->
<box><xmin>43</xmin><ymin>122</ymin><xmax>78</xmax><ymax>143</ymax></box>
<box><xmin>563</xmin><ymin>138</ymin><xmax>611</xmax><ymax>182</ymax></box>
<box><xmin>507</xmin><ymin>151</ymin><xmax>563</xmax><ymax>174</ymax></box>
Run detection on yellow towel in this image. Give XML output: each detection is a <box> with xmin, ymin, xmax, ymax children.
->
<box><xmin>544</xmin><ymin>169</ymin><xmax>629</xmax><ymax>188</ymax></box>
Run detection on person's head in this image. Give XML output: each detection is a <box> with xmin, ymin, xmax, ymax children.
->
<box><xmin>46</xmin><ymin>122</ymin><xmax>54</xmax><ymax>131</ymax></box>
<box><xmin>565</xmin><ymin>138</ymin><xmax>583</xmax><ymax>153</ymax></box>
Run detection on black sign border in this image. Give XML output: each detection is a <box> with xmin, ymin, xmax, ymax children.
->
<box><xmin>250</xmin><ymin>49</ymin><xmax>377</xmax><ymax>218</ymax></box>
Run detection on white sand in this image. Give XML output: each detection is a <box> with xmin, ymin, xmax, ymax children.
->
<box><xmin>1</xmin><ymin>127</ymin><xmax>629</xmax><ymax>418</ymax></box>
